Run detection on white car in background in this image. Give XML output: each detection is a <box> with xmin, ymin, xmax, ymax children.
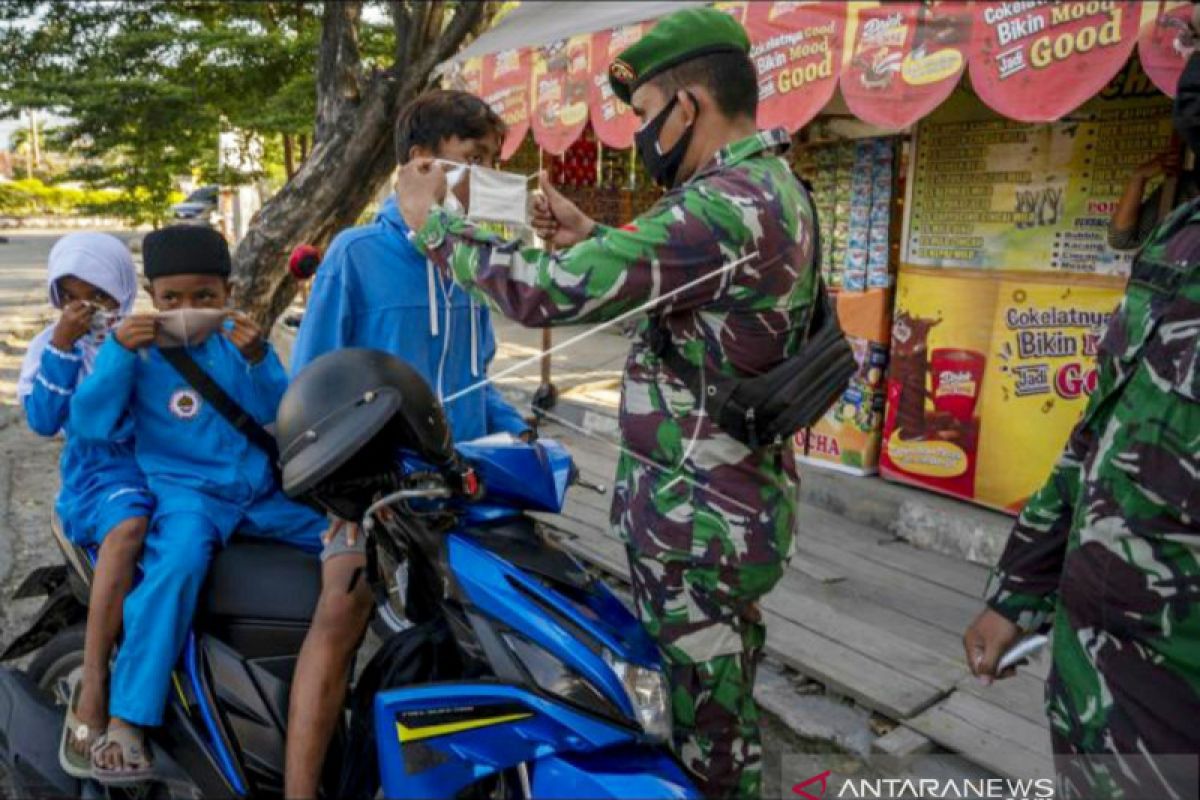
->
<box><xmin>171</xmin><ymin>185</ymin><xmax>219</xmax><ymax>225</ymax></box>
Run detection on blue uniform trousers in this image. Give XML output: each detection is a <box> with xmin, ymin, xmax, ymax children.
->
<box><xmin>108</xmin><ymin>484</ymin><xmax>325</xmax><ymax>726</ymax></box>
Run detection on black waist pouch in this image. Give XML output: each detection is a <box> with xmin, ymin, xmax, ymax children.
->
<box><xmin>647</xmin><ymin>201</ymin><xmax>855</xmax><ymax>450</ymax></box>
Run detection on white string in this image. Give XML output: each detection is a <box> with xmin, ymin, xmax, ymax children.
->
<box><xmin>443</xmin><ymin>249</ymin><xmax>759</xmax><ymax>405</ymax></box>
<box><xmin>534</xmin><ymin>405</ymin><xmax>758</xmax><ymax>517</ymax></box>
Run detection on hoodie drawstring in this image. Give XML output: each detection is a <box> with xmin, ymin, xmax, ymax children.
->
<box><xmin>469</xmin><ymin>298</ymin><xmax>480</xmax><ymax>378</ymax></box>
<box><xmin>426</xmin><ymin>259</ymin><xmax>439</xmax><ymax>337</ymax></box>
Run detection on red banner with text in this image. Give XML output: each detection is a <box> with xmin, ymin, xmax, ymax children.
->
<box><xmin>459</xmin><ymin>1</ymin><xmax>1175</xmax><ymax>156</ymax></box>
<box><xmin>588</xmin><ymin>23</ymin><xmax>646</xmax><ymax>149</ymax></box>
<box><xmin>481</xmin><ymin>48</ymin><xmax>533</xmax><ymax>160</ymax></box>
<box><xmin>747</xmin><ymin>1</ymin><xmax>845</xmax><ymax>133</ymax></box>
<box><xmin>530</xmin><ymin>35</ymin><xmax>593</xmax><ymax>156</ymax></box>
<box><xmin>1139</xmin><ymin>1</ymin><xmax>1197</xmax><ymax>97</ymax></box>
<box><xmin>841</xmin><ymin>1</ymin><xmax>972</xmax><ymax>130</ymax></box>
<box><xmin>969</xmin><ymin>0</ymin><xmax>1140</xmax><ymax>123</ymax></box>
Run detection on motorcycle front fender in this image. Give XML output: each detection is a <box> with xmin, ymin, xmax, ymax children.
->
<box><xmin>374</xmin><ymin>681</ymin><xmax>638</xmax><ymax>799</ymax></box>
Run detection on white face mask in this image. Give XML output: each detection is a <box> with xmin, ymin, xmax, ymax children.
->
<box><xmin>155</xmin><ymin>308</ymin><xmax>228</xmax><ymax>348</ymax></box>
<box><xmin>466</xmin><ymin>165</ymin><xmax>530</xmax><ymax>228</ymax></box>
<box><xmin>89</xmin><ymin>307</ymin><xmax>122</xmax><ymax>337</ymax></box>
<box><xmin>435</xmin><ymin>160</ymin><xmax>530</xmax><ymax>228</ymax></box>
<box><xmin>438</xmin><ymin>161</ymin><xmax>469</xmax><ymax>215</ymax></box>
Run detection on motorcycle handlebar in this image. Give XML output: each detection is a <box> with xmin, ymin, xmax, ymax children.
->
<box><xmin>362</xmin><ymin>486</ymin><xmax>453</xmax><ymax>531</ymax></box>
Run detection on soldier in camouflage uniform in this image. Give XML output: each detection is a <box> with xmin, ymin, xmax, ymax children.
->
<box><xmin>964</xmin><ymin>53</ymin><xmax>1200</xmax><ymax>800</ymax></box>
<box><xmin>396</xmin><ymin>9</ymin><xmax>815</xmax><ymax>798</ymax></box>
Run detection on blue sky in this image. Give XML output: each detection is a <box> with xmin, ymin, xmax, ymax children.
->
<box><xmin>0</xmin><ymin>119</ymin><xmax>21</xmax><ymax>150</ymax></box>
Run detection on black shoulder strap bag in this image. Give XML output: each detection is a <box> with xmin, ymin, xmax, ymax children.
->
<box><xmin>646</xmin><ymin>188</ymin><xmax>856</xmax><ymax>451</ymax></box>
<box><xmin>159</xmin><ymin>346</ymin><xmax>282</xmax><ymax>479</ymax></box>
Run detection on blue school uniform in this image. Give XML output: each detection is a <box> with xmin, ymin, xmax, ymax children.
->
<box><xmin>72</xmin><ymin>332</ymin><xmax>325</xmax><ymax>726</ymax></box>
<box><xmin>20</xmin><ymin>330</ymin><xmax>153</xmax><ymax>544</ymax></box>
<box><xmin>291</xmin><ymin>196</ymin><xmax>528</xmax><ymax>441</ymax></box>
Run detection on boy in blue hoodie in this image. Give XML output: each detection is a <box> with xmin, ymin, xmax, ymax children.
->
<box><xmin>291</xmin><ymin>89</ymin><xmax>530</xmax><ymax>442</ymax></box>
<box><xmin>72</xmin><ymin>226</ymin><xmax>333</xmax><ymax>783</ymax></box>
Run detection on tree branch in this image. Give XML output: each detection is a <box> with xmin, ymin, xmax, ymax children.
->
<box><xmin>315</xmin><ymin>0</ymin><xmax>362</xmax><ymax>144</ymax></box>
<box><xmin>399</xmin><ymin>0</ymin><xmax>486</xmax><ymax>96</ymax></box>
<box><xmin>404</xmin><ymin>1</ymin><xmax>432</xmax><ymax>73</ymax></box>
<box><xmin>389</xmin><ymin>0</ymin><xmax>411</xmax><ymax>69</ymax></box>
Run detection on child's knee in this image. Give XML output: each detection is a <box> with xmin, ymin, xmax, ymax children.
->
<box><xmin>313</xmin><ymin>577</ymin><xmax>373</xmax><ymax>638</ymax></box>
<box><xmin>104</xmin><ymin>516</ymin><xmax>148</xmax><ymax>556</ymax></box>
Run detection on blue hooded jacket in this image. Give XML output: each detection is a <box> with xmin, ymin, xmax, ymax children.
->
<box><xmin>291</xmin><ymin>197</ymin><xmax>528</xmax><ymax>442</ymax></box>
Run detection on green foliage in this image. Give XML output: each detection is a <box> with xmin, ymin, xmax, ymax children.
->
<box><xmin>0</xmin><ymin>176</ymin><xmax>178</xmax><ymax>220</ymax></box>
<box><xmin>0</xmin><ymin>1</ymin><xmax>397</xmax><ymax>224</ymax></box>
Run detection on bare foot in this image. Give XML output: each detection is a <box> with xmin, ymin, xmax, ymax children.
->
<box><xmin>71</xmin><ymin>668</ymin><xmax>108</xmax><ymax>757</ymax></box>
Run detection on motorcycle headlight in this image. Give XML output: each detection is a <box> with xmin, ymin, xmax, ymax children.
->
<box><xmin>604</xmin><ymin>650</ymin><xmax>672</xmax><ymax>742</ymax></box>
<box><xmin>503</xmin><ymin>634</ymin><xmax>620</xmax><ymax>719</ymax></box>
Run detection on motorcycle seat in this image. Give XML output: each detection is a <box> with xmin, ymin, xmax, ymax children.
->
<box><xmin>198</xmin><ymin>539</ymin><xmax>322</xmax><ymax>659</ymax></box>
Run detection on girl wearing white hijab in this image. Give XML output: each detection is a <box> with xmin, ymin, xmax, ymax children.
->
<box><xmin>17</xmin><ymin>232</ymin><xmax>154</xmax><ymax>779</ymax></box>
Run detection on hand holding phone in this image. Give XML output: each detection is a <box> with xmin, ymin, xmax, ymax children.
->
<box><xmin>997</xmin><ymin>633</ymin><xmax>1049</xmax><ymax>674</ymax></box>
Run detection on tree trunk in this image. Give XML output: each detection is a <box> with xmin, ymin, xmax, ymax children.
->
<box><xmin>283</xmin><ymin>133</ymin><xmax>296</xmax><ymax>181</ymax></box>
<box><xmin>232</xmin><ymin>0</ymin><xmax>489</xmax><ymax>327</ymax></box>
<box><xmin>314</xmin><ymin>1</ymin><xmax>362</xmax><ymax>144</ymax></box>
<box><xmin>299</xmin><ymin>134</ymin><xmax>309</xmax><ymax>161</ymax></box>
<box><xmin>29</xmin><ymin>110</ymin><xmax>41</xmax><ymax>169</ymax></box>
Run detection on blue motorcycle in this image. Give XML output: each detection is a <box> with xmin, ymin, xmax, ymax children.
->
<box><xmin>0</xmin><ymin>350</ymin><xmax>697</xmax><ymax>799</ymax></box>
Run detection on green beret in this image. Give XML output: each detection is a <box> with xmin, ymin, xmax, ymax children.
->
<box><xmin>609</xmin><ymin>7</ymin><xmax>751</xmax><ymax>105</ymax></box>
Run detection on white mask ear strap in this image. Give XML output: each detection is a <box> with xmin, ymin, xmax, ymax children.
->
<box><xmin>427</xmin><ymin>260</ymin><xmax>439</xmax><ymax>336</ymax></box>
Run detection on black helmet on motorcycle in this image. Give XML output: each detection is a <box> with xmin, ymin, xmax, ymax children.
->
<box><xmin>275</xmin><ymin>349</ymin><xmax>454</xmax><ymax>501</ymax></box>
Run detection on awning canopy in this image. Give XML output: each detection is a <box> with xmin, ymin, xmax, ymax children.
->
<box><xmin>439</xmin><ymin>1</ymin><xmax>1190</xmax><ymax>158</ymax></box>
<box><xmin>445</xmin><ymin>1</ymin><xmax>706</xmax><ymax>65</ymax></box>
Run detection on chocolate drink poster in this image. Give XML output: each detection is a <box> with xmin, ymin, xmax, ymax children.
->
<box><xmin>881</xmin><ymin>268</ymin><xmax>1123</xmax><ymax>513</ymax></box>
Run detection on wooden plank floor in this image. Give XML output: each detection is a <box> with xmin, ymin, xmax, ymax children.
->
<box><xmin>535</xmin><ymin>422</ymin><xmax>1054</xmax><ymax>780</ymax></box>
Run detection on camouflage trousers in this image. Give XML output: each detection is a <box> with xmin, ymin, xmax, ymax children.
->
<box><xmin>628</xmin><ymin>547</ymin><xmax>786</xmax><ymax>800</ymax></box>
<box><xmin>1047</xmin><ymin>598</ymin><xmax>1200</xmax><ymax>800</ymax></box>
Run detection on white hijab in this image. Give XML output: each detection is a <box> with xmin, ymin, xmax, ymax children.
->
<box><xmin>17</xmin><ymin>232</ymin><xmax>139</xmax><ymax>399</ymax></box>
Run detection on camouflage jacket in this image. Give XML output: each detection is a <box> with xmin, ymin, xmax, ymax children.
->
<box><xmin>987</xmin><ymin>197</ymin><xmax>1200</xmax><ymax>635</ymax></box>
<box><xmin>417</xmin><ymin>128</ymin><xmax>816</xmax><ymax>567</ymax></box>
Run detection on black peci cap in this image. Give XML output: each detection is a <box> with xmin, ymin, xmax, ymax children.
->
<box><xmin>143</xmin><ymin>225</ymin><xmax>232</xmax><ymax>280</ymax></box>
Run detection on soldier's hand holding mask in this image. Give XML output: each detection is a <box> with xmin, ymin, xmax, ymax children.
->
<box><xmin>531</xmin><ymin>171</ymin><xmax>595</xmax><ymax>247</ymax></box>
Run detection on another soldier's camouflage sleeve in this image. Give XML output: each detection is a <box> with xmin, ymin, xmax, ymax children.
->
<box><xmin>984</xmin><ymin>410</ymin><xmax>1092</xmax><ymax>632</ymax></box>
<box><xmin>415</xmin><ymin>178</ymin><xmax>795</xmax><ymax>326</ymax></box>
<box><xmin>985</xmin><ymin>199</ymin><xmax>1200</xmax><ymax>636</ymax></box>
<box><xmin>985</xmin><ymin>285</ymin><xmax>1126</xmax><ymax>632</ymax></box>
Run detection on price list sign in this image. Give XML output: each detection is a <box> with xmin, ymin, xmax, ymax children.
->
<box><xmin>903</xmin><ymin>77</ymin><xmax>1173</xmax><ymax>276</ymax></box>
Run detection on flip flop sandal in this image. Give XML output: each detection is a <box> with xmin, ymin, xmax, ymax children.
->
<box><xmin>57</xmin><ymin>676</ymin><xmax>97</xmax><ymax>780</ymax></box>
<box><xmin>90</xmin><ymin>725</ymin><xmax>155</xmax><ymax>786</ymax></box>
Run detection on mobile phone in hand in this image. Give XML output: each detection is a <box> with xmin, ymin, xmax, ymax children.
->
<box><xmin>998</xmin><ymin>633</ymin><xmax>1049</xmax><ymax>673</ymax></box>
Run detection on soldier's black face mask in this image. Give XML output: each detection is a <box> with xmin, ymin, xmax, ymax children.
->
<box><xmin>635</xmin><ymin>90</ymin><xmax>697</xmax><ymax>188</ymax></box>
<box><xmin>1174</xmin><ymin>53</ymin><xmax>1200</xmax><ymax>154</ymax></box>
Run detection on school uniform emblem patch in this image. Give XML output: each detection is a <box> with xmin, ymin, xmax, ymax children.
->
<box><xmin>169</xmin><ymin>388</ymin><xmax>202</xmax><ymax>420</ymax></box>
